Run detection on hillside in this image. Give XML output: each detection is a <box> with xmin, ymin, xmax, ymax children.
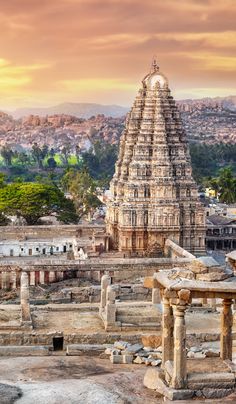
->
<box><xmin>0</xmin><ymin>96</ymin><xmax>235</xmax><ymax>150</ymax></box>
<box><xmin>12</xmin><ymin>103</ymin><xmax>129</xmax><ymax>119</ymax></box>
<box><xmin>177</xmin><ymin>96</ymin><xmax>236</xmax><ymax>144</ymax></box>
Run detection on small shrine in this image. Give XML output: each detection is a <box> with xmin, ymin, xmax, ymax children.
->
<box><xmin>144</xmin><ymin>257</ymin><xmax>236</xmax><ymax>400</ymax></box>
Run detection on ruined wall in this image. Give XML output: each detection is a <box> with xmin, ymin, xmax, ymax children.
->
<box><xmin>164</xmin><ymin>239</ymin><xmax>196</xmax><ymax>259</ymax></box>
<box><xmin>0</xmin><ymin>224</ymin><xmax>105</xmax><ymax>240</ymax></box>
<box><xmin>0</xmin><ymin>256</ymin><xmax>194</xmax><ymax>290</ymax></box>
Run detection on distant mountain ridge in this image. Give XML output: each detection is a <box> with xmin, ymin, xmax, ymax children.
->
<box><xmin>12</xmin><ymin>102</ymin><xmax>129</xmax><ymax>119</ymax></box>
<box><xmin>10</xmin><ymin>96</ymin><xmax>236</xmax><ymax>119</ymax></box>
<box><xmin>176</xmin><ymin>95</ymin><xmax>236</xmax><ymax>111</ymax></box>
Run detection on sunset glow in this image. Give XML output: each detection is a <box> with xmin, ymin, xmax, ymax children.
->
<box><xmin>1</xmin><ymin>0</ymin><xmax>236</xmax><ymax>109</ymax></box>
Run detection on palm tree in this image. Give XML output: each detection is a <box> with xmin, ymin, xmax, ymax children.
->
<box><xmin>218</xmin><ymin>167</ymin><xmax>236</xmax><ymax>204</ymax></box>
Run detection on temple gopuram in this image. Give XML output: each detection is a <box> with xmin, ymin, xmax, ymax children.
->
<box><xmin>106</xmin><ymin>60</ymin><xmax>206</xmax><ymax>256</ymax></box>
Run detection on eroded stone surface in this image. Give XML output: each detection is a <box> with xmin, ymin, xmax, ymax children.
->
<box><xmin>0</xmin><ymin>383</ymin><xmax>22</xmax><ymax>404</ymax></box>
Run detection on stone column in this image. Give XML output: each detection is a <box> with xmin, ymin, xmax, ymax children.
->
<box><xmin>12</xmin><ymin>271</ymin><xmax>17</xmax><ymax>289</ymax></box>
<box><xmin>220</xmin><ymin>298</ymin><xmax>233</xmax><ymax>360</ymax></box>
<box><xmin>30</xmin><ymin>271</ymin><xmax>35</xmax><ymax>286</ymax></box>
<box><xmin>20</xmin><ymin>271</ymin><xmax>31</xmax><ymax>323</ymax></box>
<box><xmin>49</xmin><ymin>271</ymin><xmax>56</xmax><ymax>283</ymax></box>
<box><xmin>105</xmin><ymin>285</ymin><xmax>116</xmax><ymax>331</ymax></box>
<box><xmin>39</xmin><ymin>271</ymin><xmax>45</xmax><ymax>285</ymax></box>
<box><xmin>171</xmin><ymin>304</ymin><xmax>187</xmax><ymax>389</ymax></box>
<box><xmin>152</xmin><ymin>288</ymin><xmax>161</xmax><ymax>304</ymax></box>
<box><xmin>99</xmin><ymin>274</ymin><xmax>111</xmax><ymax>314</ymax></box>
<box><xmin>162</xmin><ymin>297</ymin><xmax>174</xmax><ymax>366</ymax></box>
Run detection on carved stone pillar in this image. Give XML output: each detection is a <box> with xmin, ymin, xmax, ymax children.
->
<box><xmin>30</xmin><ymin>271</ymin><xmax>35</xmax><ymax>286</ymax></box>
<box><xmin>162</xmin><ymin>297</ymin><xmax>174</xmax><ymax>366</ymax></box>
<box><xmin>105</xmin><ymin>285</ymin><xmax>117</xmax><ymax>330</ymax></box>
<box><xmin>220</xmin><ymin>298</ymin><xmax>233</xmax><ymax>360</ymax></box>
<box><xmin>49</xmin><ymin>271</ymin><xmax>56</xmax><ymax>283</ymax></box>
<box><xmin>21</xmin><ymin>271</ymin><xmax>31</xmax><ymax>323</ymax></box>
<box><xmin>39</xmin><ymin>270</ymin><xmax>45</xmax><ymax>285</ymax></box>
<box><xmin>100</xmin><ymin>275</ymin><xmax>111</xmax><ymax>314</ymax></box>
<box><xmin>171</xmin><ymin>304</ymin><xmax>187</xmax><ymax>389</ymax></box>
<box><xmin>12</xmin><ymin>271</ymin><xmax>17</xmax><ymax>289</ymax></box>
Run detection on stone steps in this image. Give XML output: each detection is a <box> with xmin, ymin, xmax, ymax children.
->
<box><xmin>117</xmin><ymin>315</ymin><xmax>160</xmax><ymax>323</ymax></box>
<box><xmin>121</xmin><ymin>322</ymin><xmax>160</xmax><ymax>331</ymax></box>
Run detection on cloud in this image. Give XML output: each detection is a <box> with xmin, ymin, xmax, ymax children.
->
<box><xmin>0</xmin><ymin>0</ymin><xmax>235</xmax><ymax>107</ymax></box>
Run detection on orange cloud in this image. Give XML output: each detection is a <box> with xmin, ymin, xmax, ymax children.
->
<box><xmin>0</xmin><ymin>0</ymin><xmax>235</xmax><ymax>108</ymax></box>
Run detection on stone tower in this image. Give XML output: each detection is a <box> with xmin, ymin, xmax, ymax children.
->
<box><xmin>106</xmin><ymin>61</ymin><xmax>205</xmax><ymax>256</ymax></box>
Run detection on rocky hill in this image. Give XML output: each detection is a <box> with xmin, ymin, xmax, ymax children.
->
<box><xmin>0</xmin><ymin>113</ymin><xmax>124</xmax><ymax>151</ymax></box>
<box><xmin>12</xmin><ymin>103</ymin><xmax>129</xmax><ymax>119</ymax></box>
<box><xmin>0</xmin><ymin>96</ymin><xmax>235</xmax><ymax>150</ymax></box>
<box><xmin>177</xmin><ymin>96</ymin><xmax>236</xmax><ymax>144</ymax></box>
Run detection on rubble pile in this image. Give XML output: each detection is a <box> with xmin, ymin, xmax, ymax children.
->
<box><xmin>105</xmin><ymin>340</ymin><xmax>162</xmax><ymax>366</ymax></box>
<box><xmin>104</xmin><ymin>340</ymin><xmax>220</xmax><ymax>365</ymax></box>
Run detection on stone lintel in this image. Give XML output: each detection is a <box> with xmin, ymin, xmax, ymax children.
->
<box><xmin>190</xmin><ymin>291</ymin><xmax>236</xmax><ymax>299</ymax></box>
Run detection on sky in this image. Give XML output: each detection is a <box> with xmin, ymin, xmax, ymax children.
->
<box><xmin>0</xmin><ymin>0</ymin><xmax>236</xmax><ymax>110</ymax></box>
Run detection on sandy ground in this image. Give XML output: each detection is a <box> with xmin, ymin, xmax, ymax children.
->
<box><xmin>1</xmin><ymin>355</ymin><xmax>236</xmax><ymax>403</ymax></box>
<box><xmin>0</xmin><ymin>356</ymin><xmax>160</xmax><ymax>404</ymax></box>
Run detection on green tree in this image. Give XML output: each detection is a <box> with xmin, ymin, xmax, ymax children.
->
<box><xmin>0</xmin><ymin>173</ymin><xmax>6</xmax><ymax>188</ymax></box>
<box><xmin>47</xmin><ymin>157</ymin><xmax>57</xmax><ymax>170</ymax></box>
<box><xmin>61</xmin><ymin>144</ymin><xmax>71</xmax><ymax>166</ymax></box>
<box><xmin>32</xmin><ymin>143</ymin><xmax>48</xmax><ymax>169</ymax></box>
<box><xmin>218</xmin><ymin>166</ymin><xmax>236</xmax><ymax>204</ymax></box>
<box><xmin>82</xmin><ymin>141</ymin><xmax>118</xmax><ymax>184</ymax></box>
<box><xmin>1</xmin><ymin>145</ymin><xmax>14</xmax><ymax>167</ymax></box>
<box><xmin>0</xmin><ymin>182</ymin><xmax>78</xmax><ymax>225</ymax></box>
<box><xmin>61</xmin><ymin>169</ymin><xmax>102</xmax><ymax>221</ymax></box>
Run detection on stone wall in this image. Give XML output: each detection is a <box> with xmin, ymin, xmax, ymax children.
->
<box><xmin>0</xmin><ymin>256</ymin><xmax>194</xmax><ymax>289</ymax></box>
<box><xmin>0</xmin><ymin>224</ymin><xmax>105</xmax><ymax>240</ymax></box>
<box><xmin>164</xmin><ymin>239</ymin><xmax>196</xmax><ymax>259</ymax></box>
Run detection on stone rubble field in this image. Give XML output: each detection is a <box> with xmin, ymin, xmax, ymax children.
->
<box><xmin>104</xmin><ymin>339</ymin><xmax>220</xmax><ymax>366</ymax></box>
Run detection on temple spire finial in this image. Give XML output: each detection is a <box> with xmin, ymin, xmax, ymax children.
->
<box><xmin>151</xmin><ymin>56</ymin><xmax>159</xmax><ymax>73</ymax></box>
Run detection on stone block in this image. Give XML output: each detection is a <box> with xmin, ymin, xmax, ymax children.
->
<box><xmin>123</xmin><ymin>343</ymin><xmax>143</xmax><ymax>354</ymax></box>
<box><xmin>143</xmin><ymin>368</ymin><xmax>194</xmax><ymax>400</ymax></box>
<box><xmin>144</xmin><ymin>358</ymin><xmax>153</xmax><ymax>366</ymax></box>
<box><xmin>122</xmin><ymin>354</ymin><xmax>133</xmax><ymax>364</ymax></box>
<box><xmin>133</xmin><ymin>356</ymin><xmax>143</xmax><ymax>364</ymax></box>
<box><xmin>187</xmin><ymin>372</ymin><xmax>235</xmax><ymax>390</ymax></box>
<box><xmin>143</xmin><ymin>367</ymin><xmax>165</xmax><ymax>390</ymax></box>
<box><xmin>202</xmin><ymin>388</ymin><xmax>234</xmax><ymax>399</ymax></box>
<box><xmin>151</xmin><ymin>359</ymin><xmax>161</xmax><ymax>366</ymax></box>
<box><xmin>0</xmin><ymin>346</ymin><xmax>49</xmax><ymax>356</ymax></box>
<box><xmin>110</xmin><ymin>354</ymin><xmax>123</xmax><ymax>364</ymax></box>
<box><xmin>114</xmin><ymin>341</ymin><xmax>130</xmax><ymax>350</ymax></box>
<box><xmin>148</xmin><ymin>352</ymin><xmax>162</xmax><ymax>360</ymax></box>
<box><xmin>196</xmin><ymin>272</ymin><xmax>232</xmax><ymax>281</ymax></box>
<box><xmin>204</xmin><ymin>348</ymin><xmax>220</xmax><ymax>357</ymax></box>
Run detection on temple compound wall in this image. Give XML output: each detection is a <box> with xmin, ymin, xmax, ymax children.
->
<box><xmin>106</xmin><ymin>61</ymin><xmax>205</xmax><ymax>256</ymax></box>
<box><xmin>0</xmin><ymin>238</ymin><xmax>195</xmax><ymax>290</ymax></box>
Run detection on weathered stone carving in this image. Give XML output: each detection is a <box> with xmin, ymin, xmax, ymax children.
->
<box><xmin>106</xmin><ymin>60</ymin><xmax>205</xmax><ymax>255</ymax></box>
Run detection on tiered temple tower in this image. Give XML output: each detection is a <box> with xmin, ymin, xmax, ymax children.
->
<box><xmin>106</xmin><ymin>61</ymin><xmax>205</xmax><ymax>256</ymax></box>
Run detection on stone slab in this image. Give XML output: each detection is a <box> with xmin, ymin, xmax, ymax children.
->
<box><xmin>66</xmin><ymin>344</ymin><xmax>112</xmax><ymax>356</ymax></box>
<box><xmin>187</xmin><ymin>371</ymin><xmax>235</xmax><ymax>389</ymax></box>
<box><xmin>0</xmin><ymin>346</ymin><xmax>49</xmax><ymax>356</ymax></box>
